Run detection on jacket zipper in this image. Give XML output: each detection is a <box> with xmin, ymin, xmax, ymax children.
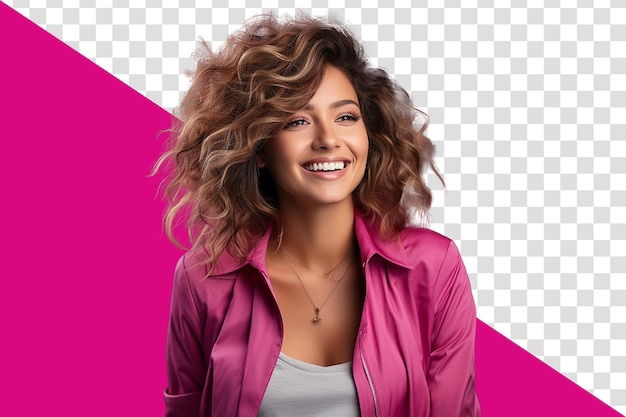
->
<box><xmin>359</xmin><ymin>259</ymin><xmax>380</xmax><ymax>417</ymax></box>
<box><xmin>359</xmin><ymin>330</ymin><xmax>380</xmax><ymax>417</ymax></box>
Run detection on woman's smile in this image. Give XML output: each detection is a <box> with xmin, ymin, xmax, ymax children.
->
<box><xmin>303</xmin><ymin>160</ymin><xmax>348</xmax><ymax>172</ymax></box>
<box><xmin>257</xmin><ymin>65</ymin><xmax>369</xmax><ymax>207</ymax></box>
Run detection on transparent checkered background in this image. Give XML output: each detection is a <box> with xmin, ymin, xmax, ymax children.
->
<box><xmin>7</xmin><ymin>0</ymin><xmax>625</xmax><ymax>412</ymax></box>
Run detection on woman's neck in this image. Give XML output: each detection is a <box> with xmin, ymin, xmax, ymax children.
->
<box><xmin>273</xmin><ymin>200</ymin><xmax>356</xmax><ymax>272</ymax></box>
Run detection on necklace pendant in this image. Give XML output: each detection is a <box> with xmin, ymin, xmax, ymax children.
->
<box><xmin>312</xmin><ymin>307</ymin><xmax>321</xmax><ymax>323</ymax></box>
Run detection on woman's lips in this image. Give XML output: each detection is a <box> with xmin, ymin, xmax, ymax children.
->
<box><xmin>303</xmin><ymin>161</ymin><xmax>346</xmax><ymax>172</ymax></box>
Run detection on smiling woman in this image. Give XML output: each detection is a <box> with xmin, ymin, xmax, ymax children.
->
<box><xmin>257</xmin><ymin>66</ymin><xmax>369</xmax><ymax>208</ymax></box>
<box><xmin>156</xmin><ymin>13</ymin><xmax>481</xmax><ymax>417</ymax></box>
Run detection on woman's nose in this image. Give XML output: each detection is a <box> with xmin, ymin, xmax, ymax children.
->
<box><xmin>312</xmin><ymin>123</ymin><xmax>340</xmax><ymax>150</ymax></box>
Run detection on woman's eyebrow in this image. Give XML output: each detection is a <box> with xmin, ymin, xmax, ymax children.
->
<box><xmin>303</xmin><ymin>99</ymin><xmax>360</xmax><ymax>111</ymax></box>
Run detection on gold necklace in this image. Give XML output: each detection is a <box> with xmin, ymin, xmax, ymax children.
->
<box><xmin>282</xmin><ymin>246</ymin><xmax>354</xmax><ymax>276</ymax></box>
<box><xmin>279</xmin><ymin>247</ymin><xmax>354</xmax><ymax>324</ymax></box>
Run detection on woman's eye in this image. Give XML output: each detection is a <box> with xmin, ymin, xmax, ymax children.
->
<box><xmin>337</xmin><ymin>113</ymin><xmax>360</xmax><ymax>123</ymax></box>
<box><xmin>284</xmin><ymin>118</ymin><xmax>308</xmax><ymax>128</ymax></box>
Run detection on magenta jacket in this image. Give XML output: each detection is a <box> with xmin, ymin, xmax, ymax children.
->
<box><xmin>164</xmin><ymin>213</ymin><xmax>481</xmax><ymax>417</ymax></box>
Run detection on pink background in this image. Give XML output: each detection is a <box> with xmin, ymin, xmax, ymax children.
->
<box><xmin>0</xmin><ymin>4</ymin><xmax>622</xmax><ymax>416</ymax></box>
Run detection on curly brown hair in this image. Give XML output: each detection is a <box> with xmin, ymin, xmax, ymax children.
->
<box><xmin>155</xmin><ymin>14</ymin><xmax>443</xmax><ymax>269</ymax></box>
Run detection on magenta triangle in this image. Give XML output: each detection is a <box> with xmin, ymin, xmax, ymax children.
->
<box><xmin>0</xmin><ymin>3</ymin><xmax>623</xmax><ymax>416</ymax></box>
<box><xmin>476</xmin><ymin>320</ymin><xmax>623</xmax><ymax>416</ymax></box>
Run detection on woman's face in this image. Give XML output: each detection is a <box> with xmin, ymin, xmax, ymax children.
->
<box><xmin>258</xmin><ymin>65</ymin><xmax>369</xmax><ymax>209</ymax></box>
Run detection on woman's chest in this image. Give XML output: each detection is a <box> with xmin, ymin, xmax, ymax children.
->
<box><xmin>271</xmin><ymin>262</ymin><xmax>366</xmax><ymax>366</ymax></box>
<box><xmin>201</xmin><ymin>265</ymin><xmax>432</xmax><ymax>416</ymax></box>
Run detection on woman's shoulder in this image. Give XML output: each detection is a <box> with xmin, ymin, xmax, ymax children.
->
<box><xmin>400</xmin><ymin>226</ymin><xmax>457</xmax><ymax>256</ymax></box>
<box><xmin>355</xmin><ymin>213</ymin><xmax>462</xmax><ymax>271</ymax></box>
<box><xmin>170</xmin><ymin>249</ymin><xmax>241</xmax><ymax>315</ymax></box>
<box><xmin>174</xmin><ymin>250</ymin><xmax>210</xmax><ymax>281</ymax></box>
<box><xmin>174</xmin><ymin>246</ymin><xmax>243</xmax><ymax>284</ymax></box>
<box><xmin>392</xmin><ymin>226</ymin><xmax>464</xmax><ymax>274</ymax></box>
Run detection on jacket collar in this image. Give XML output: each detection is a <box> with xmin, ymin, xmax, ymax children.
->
<box><xmin>198</xmin><ymin>228</ymin><xmax>271</xmax><ymax>277</ymax></box>
<box><xmin>204</xmin><ymin>210</ymin><xmax>413</xmax><ymax>277</ymax></box>
<box><xmin>353</xmin><ymin>212</ymin><xmax>413</xmax><ymax>270</ymax></box>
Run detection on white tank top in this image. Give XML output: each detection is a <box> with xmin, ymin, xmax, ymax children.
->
<box><xmin>258</xmin><ymin>352</ymin><xmax>361</xmax><ymax>417</ymax></box>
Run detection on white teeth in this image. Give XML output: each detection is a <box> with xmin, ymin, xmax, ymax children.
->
<box><xmin>305</xmin><ymin>161</ymin><xmax>345</xmax><ymax>172</ymax></box>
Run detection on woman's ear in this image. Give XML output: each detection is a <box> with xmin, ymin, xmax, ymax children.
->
<box><xmin>254</xmin><ymin>139</ymin><xmax>269</xmax><ymax>168</ymax></box>
<box><xmin>255</xmin><ymin>153</ymin><xmax>267</xmax><ymax>168</ymax></box>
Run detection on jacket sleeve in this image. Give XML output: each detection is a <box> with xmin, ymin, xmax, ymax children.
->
<box><xmin>164</xmin><ymin>255</ymin><xmax>205</xmax><ymax>417</ymax></box>
<box><xmin>428</xmin><ymin>240</ymin><xmax>481</xmax><ymax>417</ymax></box>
